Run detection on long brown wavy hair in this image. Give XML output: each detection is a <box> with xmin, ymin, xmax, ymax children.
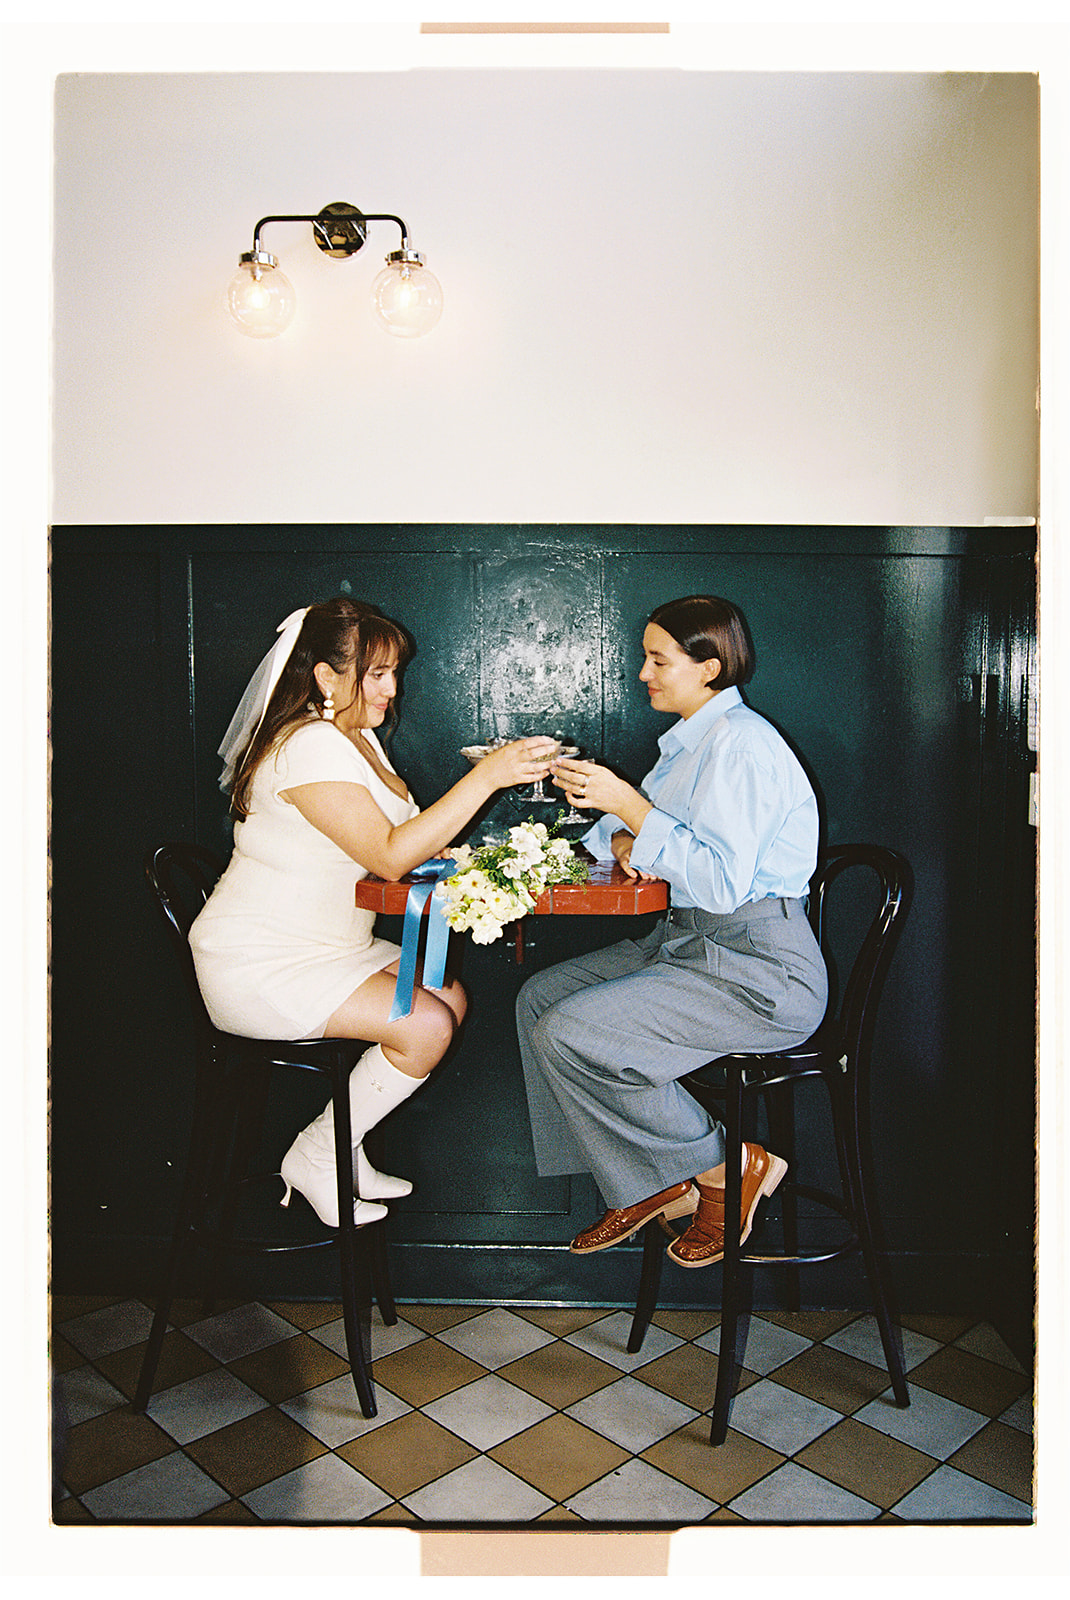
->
<box><xmin>230</xmin><ymin>597</ymin><xmax>412</xmax><ymax>819</ymax></box>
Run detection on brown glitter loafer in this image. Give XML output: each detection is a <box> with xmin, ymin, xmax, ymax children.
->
<box><xmin>666</xmin><ymin>1143</ymin><xmax>788</xmax><ymax>1269</ymax></box>
<box><xmin>569</xmin><ymin>1180</ymin><xmax>699</xmax><ymax>1254</ymax></box>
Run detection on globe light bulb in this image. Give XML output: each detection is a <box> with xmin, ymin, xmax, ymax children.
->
<box><xmin>227</xmin><ymin>252</ymin><xmax>296</xmax><ymax>338</ymax></box>
<box><xmin>371</xmin><ymin>249</ymin><xmax>443</xmax><ymax>338</ymax></box>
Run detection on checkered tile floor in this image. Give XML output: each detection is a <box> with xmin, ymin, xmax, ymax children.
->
<box><xmin>51</xmin><ymin>1297</ymin><xmax>1033</xmax><ymax>1525</ymax></box>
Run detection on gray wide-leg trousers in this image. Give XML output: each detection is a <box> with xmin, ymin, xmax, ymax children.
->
<box><xmin>516</xmin><ymin>900</ymin><xmax>828</xmax><ymax>1210</ymax></box>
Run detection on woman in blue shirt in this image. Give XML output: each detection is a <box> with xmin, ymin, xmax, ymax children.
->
<box><xmin>516</xmin><ymin>595</ymin><xmax>828</xmax><ymax>1268</ymax></box>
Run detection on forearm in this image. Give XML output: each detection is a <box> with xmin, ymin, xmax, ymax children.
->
<box><xmin>610</xmin><ymin>791</ymin><xmax>654</xmax><ymax>839</ymax></box>
<box><xmin>284</xmin><ymin>767</ymin><xmax>497</xmax><ymax>882</ymax></box>
<box><xmin>286</xmin><ymin>738</ymin><xmax>554</xmax><ymax>879</ymax></box>
<box><xmin>378</xmin><ymin>767</ymin><xmax>498</xmax><ymax>876</ymax></box>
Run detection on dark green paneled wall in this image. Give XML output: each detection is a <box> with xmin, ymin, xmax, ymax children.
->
<box><xmin>49</xmin><ymin>525</ymin><xmax>1036</xmax><ymax>1357</ymax></box>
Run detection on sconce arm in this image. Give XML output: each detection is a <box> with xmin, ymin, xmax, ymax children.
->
<box><xmin>250</xmin><ymin>205</ymin><xmax>411</xmax><ymax>259</ymax></box>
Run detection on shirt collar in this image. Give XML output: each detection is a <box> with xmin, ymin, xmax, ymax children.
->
<box><xmin>658</xmin><ymin>685</ymin><xmax>742</xmax><ymax>754</ymax></box>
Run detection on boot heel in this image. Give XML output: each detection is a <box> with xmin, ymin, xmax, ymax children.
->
<box><xmin>280</xmin><ymin>1181</ymin><xmax>292</xmax><ymax>1209</ymax></box>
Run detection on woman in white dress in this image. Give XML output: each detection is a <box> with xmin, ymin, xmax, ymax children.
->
<box><xmin>189</xmin><ymin>598</ymin><xmax>555</xmax><ymax>1228</ymax></box>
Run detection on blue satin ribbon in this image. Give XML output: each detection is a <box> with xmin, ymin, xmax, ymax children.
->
<box><xmin>388</xmin><ymin>859</ymin><xmax>457</xmax><ymax>1022</ymax></box>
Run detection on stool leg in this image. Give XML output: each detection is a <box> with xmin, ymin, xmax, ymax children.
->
<box><xmin>368</xmin><ymin>1220</ymin><xmax>397</xmax><ymax>1327</ymax></box>
<box><xmin>711</xmin><ymin>1068</ymin><xmax>746</xmax><ymax>1445</ymax></box>
<box><xmin>628</xmin><ymin>1218</ymin><xmax>666</xmax><ymax>1353</ymax></box>
<box><xmin>765</xmin><ymin>1080</ymin><xmax>800</xmax><ymax>1311</ymax></box>
<box><xmin>133</xmin><ymin>1048</ymin><xmax>222</xmax><ymax>1412</ymax></box>
<box><xmin>834</xmin><ymin>1070</ymin><xmax>910</xmax><ymax>1408</ymax></box>
<box><xmin>361</xmin><ymin>1126</ymin><xmax>398</xmax><ymax>1325</ymax></box>
<box><xmin>331</xmin><ymin>1059</ymin><xmax>378</xmax><ymax>1419</ymax></box>
<box><xmin>201</xmin><ymin>1058</ymin><xmax>262</xmax><ymax>1315</ymax></box>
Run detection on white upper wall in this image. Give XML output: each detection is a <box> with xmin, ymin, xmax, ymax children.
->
<box><xmin>51</xmin><ymin>70</ymin><xmax>1039</xmax><ymax>526</ymax></box>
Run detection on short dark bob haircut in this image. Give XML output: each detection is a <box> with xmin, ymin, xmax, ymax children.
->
<box><xmin>647</xmin><ymin>594</ymin><xmax>756</xmax><ymax>690</ymax></box>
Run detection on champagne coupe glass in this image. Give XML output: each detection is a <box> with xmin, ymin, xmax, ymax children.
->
<box><xmin>553</xmin><ymin>731</ymin><xmax>587</xmax><ymax>824</ymax></box>
<box><xmin>460</xmin><ymin>739</ymin><xmax>512</xmax><ymax>844</ymax></box>
<box><xmin>529</xmin><ymin>734</ymin><xmax>563</xmax><ymax>804</ymax></box>
<box><xmin>462</xmin><ymin>733</ymin><xmax>576</xmax><ymax>809</ymax></box>
<box><xmin>461</xmin><ymin>737</ymin><xmax>508</xmax><ymax>768</ymax></box>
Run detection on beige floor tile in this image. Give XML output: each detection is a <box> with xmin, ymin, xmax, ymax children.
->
<box><xmin>52</xmin><ymin>1295</ymin><xmax>124</xmax><ymax>1324</ymax></box>
<box><xmin>94</xmin><ymin>1329</ymin><xmax>221</xmax><ymax>1401</ymax></box>
<box><xmin>364</xmin><ymin>1502</ymin><xmax>415</xmax><ymax>1522</ymax></box>
<box><xmin>760</xmin><ymin>1309</ymin><xmax>859</xmax><ymax>1341</ymax></box>
<box><xmin>899</xmin><ymin>1312</ymin><xmax>977</xmax><ymax>1344</ymax></box>
<box><xmin>630</xmin><ymin>1342</ymin><xmax>723</xmax><ymax>1411</ymax></box>
<box><xmin>51</xmin><ymin>1495</ymin><xmax>95</xmax><ymax>1523</ymax></box>
<box><xmin>948</xmin><ymin>1418</ymin><xmax>1035</xmax><ymax>1504</ymax></box>
<box><xmin>641</xmin><ymin>1416</ymin><xmax>784</xmax><ymax>1503</ymax></box>
<box><xmin>183</xmin><ymin>1407</ymin><xmax>326</xmax><ymax>1497</ymax></box>
<box><xmin>770</xmin><ymin>1341</ymin><xmax>890</xmax><ymax>1413</ymax></box>
<box><xmin>907</xmin><ymin>1346</ymin><xmax>1030</xmax><ymax>1417</ymax></box>
<box><xmin>371</xmin><ymin>1339</ymin><xmax>488</xmax><ymax>1405</ymax></box>
<box><xmin>795</xmin><ymin>1416</ymin><xmax>938</xmax><ymax>1509</ymax></box>
<box><xmin>147</xmin><ymin>1297</ymin><xmax>245</xmax><ymax>1326</ymax></box>
<box><xmin>497</xmin><ymin>1341</ymin><xmax>622</xmax><ymax>1408</ymax></box>
<box><xmin>512</xmin><ymin>1305</ymin><xmax>615</xmax><ymax>1336</ymax></box>
<box><xmin>337</xmin><ymin>1411</ymin><xmax>478</xmax><ymax>1497</ymax></box>
<box><xmin>398</xmin><ymin>1304</ymin><xmax>486</xmax><ymax>1333</ymax></box>
<box><xmin>489</xmin><ymin>1414</ymin><xmax>630</xmax><ymax>1500</ymax></box>
<box><xmin>48</xmin><ymin>1293</ymin><xmax>1036</xmax><ymax>1530</ymax></box>
<box><xmin>50</xmin><ymin>1331</ymin><xmax>86</xmax><ymax>1375</ymax></box>
<box><xmin>59</xmin><ymin>1408</ymin><xmax>177</xmax><ymax>1496</ymax></box>
<box><xmin>266</xmin><ymin>1300</ymin><xmax>344</xmax><ymax>1331</ymax></box>
<box><xmin>649</xmin><ymin>1309</ymin><xmax>721</xmax><ymax>1340</ymax></box>
<box><xmin>228</xmin><ymin>1332</ymin><xmax>352</xmax><ymax>1403</ymax></box>
<box><xmin>198</xmin><ymin>1497</ymin><xmax>261</xmax><ymax>1522</ymax></box>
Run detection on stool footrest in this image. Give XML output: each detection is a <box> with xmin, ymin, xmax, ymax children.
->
<box><xmin>741</xmin><ymin>1239</ymin><xmax>860</xmax><ymax>1267</ymax></box>
<box><xmin>188</xmin><ymin>1225</ymin><xmax>338</xmax><ymax>1256</ymax></box>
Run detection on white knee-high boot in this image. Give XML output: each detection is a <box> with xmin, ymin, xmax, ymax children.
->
<box><xmin>280</xmin><ymin>1045</ymin><xmax>423</xmax><ymax>1227</ymax></box>
<box><xmin>347</xmin><ymin>1042</ymin><xmax>425</xmax><ymax>1146</ymax></box>
<box><xmin>354</xmin><ymin>1144</ymin><xmax>413</xmax><ymax>1202</ymax></box>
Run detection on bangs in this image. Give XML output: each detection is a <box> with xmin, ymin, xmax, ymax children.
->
<box><xmin>357</xmin><ymin>616</ymin><xmax>411</xmax><ymax>673</ymax></box>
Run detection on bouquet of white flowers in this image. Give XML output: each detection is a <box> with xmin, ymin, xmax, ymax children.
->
<box><xmin>438</xmin><ymin>820</ymin><xmax>590</xmax><ymax>945</ymax></box>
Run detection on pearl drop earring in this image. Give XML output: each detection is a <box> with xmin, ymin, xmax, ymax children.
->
<box><xmin>322</xmin><ymin>693</ymin><xmax>335</xmax><ymax>722</ymax></box>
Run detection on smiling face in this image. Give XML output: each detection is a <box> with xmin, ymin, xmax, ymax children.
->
<box><xmin>639</xmin><ymin>622</ymin><xmax>721</xmax><ymax>719</ymax></box>
<box><xmin>315</xmin><ymin>646</ymin><xmax>400</xmax><ymax>732</ymax></box>
<box><xmin>353</xmin><ymin>652</ymin><xmax>400</xmax><ymax>729</ymax></box>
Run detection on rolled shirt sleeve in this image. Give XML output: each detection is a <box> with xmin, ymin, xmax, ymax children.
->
<box><xmin>580</xmin><ymin>810</ymin><xmax>629</xmax><ymax>863</ymax></box>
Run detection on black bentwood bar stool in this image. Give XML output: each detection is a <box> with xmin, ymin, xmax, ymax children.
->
<box><xmin>628</xmin><ymin>843</ymin><xmax>913</xmax><ymax>1446</ymax></box>
<box><xmin>133</xmin><ymin>844</ymin><xmax>397</xmax><ymax>1420</ymax></box>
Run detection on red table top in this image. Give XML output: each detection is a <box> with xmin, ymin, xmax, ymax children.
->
<box><xmin>355</xmin><ymin>858</ymin><xmax>668</xmax><ymax>917</ymax></box>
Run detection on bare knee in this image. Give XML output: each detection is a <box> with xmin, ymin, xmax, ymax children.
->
<box><xmin>438</xmin><ymin>976</ymin><xmax>468</xmax><ymax>1027</ymax></box>
<box><xmin>385</xmin><ymin>992</ymin><xmax>458</xmax><ymax>1077</ymax></box>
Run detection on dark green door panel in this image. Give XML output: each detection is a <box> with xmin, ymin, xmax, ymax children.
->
<box><xmin>49</xmin><ymin>525</ymin><xmax>1036</xmax><ymax>1339</ymax></box>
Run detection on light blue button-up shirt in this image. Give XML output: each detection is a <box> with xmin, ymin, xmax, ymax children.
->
<box><xmin>582</xmin><ymin>686</ymin><xmax>820</xmax><ymax>914</ymax></box>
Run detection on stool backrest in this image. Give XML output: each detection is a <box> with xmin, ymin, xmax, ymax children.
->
<box><xmin>145</xmin><ymin>842</ymin><xmax>227</xmax><ymax>1032</ymax></box>
<box><xmin>809</xmin><ymin>843</ymin><xmax>913</xmax><ymax>1069</ymax></box>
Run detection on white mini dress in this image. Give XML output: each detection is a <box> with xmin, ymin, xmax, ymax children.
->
<box><xmin>189</xmin><ymin>720</ymin><xmax>419</xmax><ymax>1040</ymax></box>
